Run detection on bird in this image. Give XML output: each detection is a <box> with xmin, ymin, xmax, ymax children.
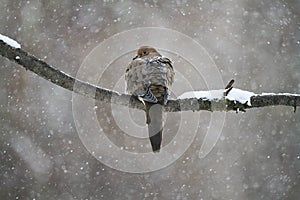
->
<box><xmin>125</xmin><ymin>46</ymin><xmax>175</xmax><ymax>152</ymax></box>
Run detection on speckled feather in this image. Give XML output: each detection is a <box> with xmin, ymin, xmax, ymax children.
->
<box><xmin>125</xmin><ymin>56</ymin><xmax>174</xmax><ymax>104</ymax></box>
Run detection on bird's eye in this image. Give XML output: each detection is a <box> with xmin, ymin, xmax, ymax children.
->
<box><xmin>142</xmin><ymin>50</ymin><xmax>147</xmax><ymax>55</ymax></box>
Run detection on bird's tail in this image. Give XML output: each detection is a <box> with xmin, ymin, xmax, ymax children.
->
<box><xmin>145</xmin><ymin>102</ymin><xmax>163</xmax><ymax>152</ymax></box>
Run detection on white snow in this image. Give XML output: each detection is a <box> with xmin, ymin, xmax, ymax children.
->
<box><xmin>0</xmin><ymin>33</ymin><xmax>21</xmax><ymax>48</ymax></box>
<box><xmin>226</xmin><ymin>88</ymin><xmax>255</xmax><ymax>106</ymax></box>
<box><xmin>261</xmin><ymin>92</ymin><xmax>300</xmax><ymax>96</ymax></box>
<box><xmin>178</xmin><ymin>88</ymin><xmax>256</xmax><ymax>106</ymax></box>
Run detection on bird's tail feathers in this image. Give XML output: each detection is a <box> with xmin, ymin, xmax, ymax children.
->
<box><xmin>146</xmin><ymin>103</ymin><xmax>163</xmax><ymax>152</ymax></box>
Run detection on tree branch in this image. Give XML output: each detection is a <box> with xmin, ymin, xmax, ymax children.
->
<box><xmin>1</xmin><ymin>39</ymin><xmax>299</xmax><ymax>113</ymax></box>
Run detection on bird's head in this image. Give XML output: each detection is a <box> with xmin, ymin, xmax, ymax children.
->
<box><xmin>133</xmin><ymin>46</ymin><xmax>161</xmax><ymax>60</ymax></box>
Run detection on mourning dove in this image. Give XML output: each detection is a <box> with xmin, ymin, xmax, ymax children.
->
<box><xmin>125</xmin><ymin>46</ymin><xmax>175</xmax><ymax>152</ymax></box>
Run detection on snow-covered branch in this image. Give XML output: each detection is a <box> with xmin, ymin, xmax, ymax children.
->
<box><xmin>0</xmin><ymin>38</ymin><xmax>299</xmax><ymax>113</ymax></box>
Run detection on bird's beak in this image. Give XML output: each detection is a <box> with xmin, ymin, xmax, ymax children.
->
<box><xmin>133</xmin><ymin>55</ymin><xmax>138</xmax><ymax>60</ymax></box>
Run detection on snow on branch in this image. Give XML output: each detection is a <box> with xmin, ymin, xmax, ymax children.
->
<box><xmin>0</xmin><ymin>39</ymin><xmax>299</xmax><ymax>113</ymax></box>
<box><xmin>0</xmin><ymin>34</ymin><xmax>21</xmax><ymax>49</ymax></box>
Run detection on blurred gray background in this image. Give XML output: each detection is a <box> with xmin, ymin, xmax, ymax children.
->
<box><xmin>0</xmin><ymin>0</ymin><xmax>299</xmax><ymax>199</ymax></box>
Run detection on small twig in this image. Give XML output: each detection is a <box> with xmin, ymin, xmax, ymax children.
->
<box><xmin>225</xmin><ymin>79</ymin><xmax>235</xmax><ymax>89</ymax></box>
<box><xmin>224</xmin><ymin>79</ymin><xmax>234</xmax><ymax>96</ymax></box>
